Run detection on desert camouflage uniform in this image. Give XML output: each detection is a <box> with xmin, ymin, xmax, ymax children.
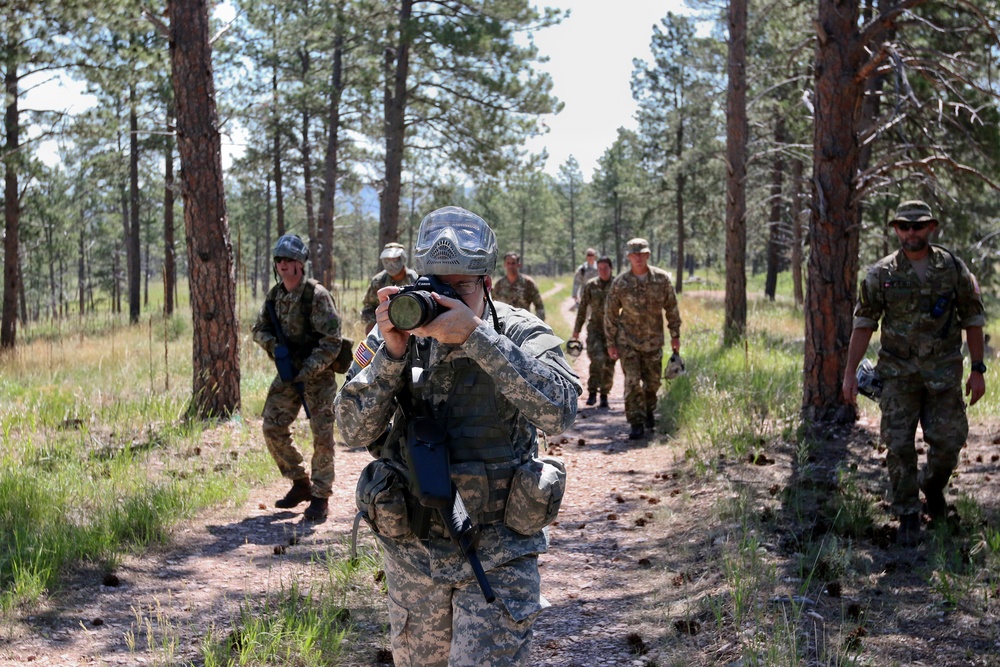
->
<box><xmin>571</xmin><ymin>261</ymin><xmax>599</xmax><ymax>301</ymax></box>
<box><xmin>854</xmin><ymin>245</ymin><xmax>985</xmax><ymax>516</ymax></box>
<box><xmin>573</xmin><ymin>275</ymin><xmax>616</xmax><ymax>396</ymax></box>
<box><xmin>491</xmin><ymin>274</ymin><xmax>545</xmax><ymax>320</ymax></box>
<box><xmin>361</xmin><ymin>267</ymin><xmax>419</xmax><ymax>332</ymax></box>
<box><xmin>335</xmin><ymin>301</ymin><xmax>581</xmax><ymax>667</ymax></box>
<box><xmin>605</xmin><ymin>266</ymin><xmax>682</xmax><ymax>428</ymax></box>
<box><xmin>252</xmin><ymin>279</ymin><xmax>343</xmax><ymax>498</ymax></box>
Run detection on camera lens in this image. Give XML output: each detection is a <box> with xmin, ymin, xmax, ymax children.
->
<box><xmin>388</xmin><ymin>292</ymin><xmax>437</xmax><ymax>330</ymax></box>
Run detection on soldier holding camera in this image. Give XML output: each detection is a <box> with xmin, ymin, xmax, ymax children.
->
<box><xmin>334</xmin><ymin>206</ymin><xmax>581</xmax><ymax>667</ymax></box>
<box><xmin>842</xmin><ymin>200</ymin><xmax>986</xmax><ymax>546</ymax></box>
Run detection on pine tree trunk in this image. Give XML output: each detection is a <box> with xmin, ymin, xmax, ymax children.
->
<box><xmin>802</xmin><ymin>0</ymin><xmax>862</xmax><ymax>424</ymax></box>
<box><xmin>724</xmin><ymin>0</ymin><xmax>748</xmax><ymax>345</ymax></box>
<box><xmin>169</xmin><ymin>0</ymin><xmax>240</xmax><ymax>418</ymax></box>
<box><xmin>380</xmin><ymin>0</ymin><xmax>414</xmax><ymax>255</ymax></box>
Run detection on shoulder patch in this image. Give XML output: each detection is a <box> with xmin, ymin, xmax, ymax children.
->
<box><xmin>353</xmin><ymin>340</ymin><xmax>376</xmax><ymax>368</ymax></box>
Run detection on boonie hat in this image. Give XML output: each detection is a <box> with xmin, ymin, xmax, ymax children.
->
<box><xmin>380</xmin><ymin>242</ymin><xmax>406</xmax><ymax>261</ymax></box>
<box><xmin>891</xmin><ymin>200</ymin><xmax>936</xmax><ymax>225</ymax></box>
<box><xmin>626</xmin><ymin>238</ymin><xmax>651</xmax><ymax>254</ymax></box>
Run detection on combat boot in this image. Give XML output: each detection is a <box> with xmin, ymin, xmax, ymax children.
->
<box><xmin>275</xmin><ymin>478</ymin><xmax>312</xmax><ymax>509</ymax></box>
<box><xmin>645</xmin><ymin>411</ymin><xmax>655</xmax><ymax>429</ymax></box>
<box><xmin>599</xmin><ymin>394</ymin><xmax>609</xmax><ymax>408</ymax></box>
<box><xmin>628</xmin><ymin>424</ymin><xmax>645</xmax><ymax>440</ymax></box>
<box><xmin>304</xmin><ymin>497</ymin><xmax>329</xmax><ymax>521</ymax></box>
<box><xmin>586</xmin><ymin>391</ymin><xmax>597</xmax><ymax>406</ymax></box>
<box><xmin>923</xmin><ymin>488</ymin><xmax>947</xmax><ymax>520</ymax></box>
<box><xmin>897</xmin><ymin>513</ymin><xmax>921</xmax><ymax>547</ymax></box>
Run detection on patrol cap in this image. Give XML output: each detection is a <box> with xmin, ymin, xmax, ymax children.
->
<box><xmin>380</xmin><ymin>242</ymin><xmax>407</xmax><ymax>261</ymax></box>
<box><xmin>273</xmin><ymin>234</ymin><xmax>309</xmax><ymax>262</ymax></box>
<box><xmin>626</xmin><ymin>238</ymin><xmax>651</xmax><ymax>254</ymax></box>
<box><xmin>891</xmin><ymin>200</ymin><xmax>936</xmax><ymax>225</ymax></box>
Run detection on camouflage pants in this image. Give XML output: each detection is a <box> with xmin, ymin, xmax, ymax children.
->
<box><xmin>619</xmin><ymin>346</ymin><xmax>662</xmax><ymax>427</ymax></box>
<box><xmin>261</xmin><ymin>370</ymin><xmax>339</xmax><ymax>498</ymax></box>
<box><xmin>379</xmin><ymin>540</ymin><xmax>544</xmax><ymax>667</ymax></box>
<box><xmin>585</xmin><ymin>331</ymin><xmax>615</xmax><ymax>395</ymax></box>
<box><xmin>879</xmin><ymin>377</ymin><xmax>967</xmax><ymax>516</ymax></box>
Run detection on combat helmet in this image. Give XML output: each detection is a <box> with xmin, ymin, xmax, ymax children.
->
<box><xmin>566</xmin><ymin>339</ymin><xmax>583</xmax><ymax>358</ymax></box>
<box><xmin>664</xmin><ymin>351</ymin><xmax>686</xmax><ymax>379</ymax></box>
<box><xmin>412</xmin><ymin>206</ymin><xmax>497</xmax><ymax>276</ymax></box>
<box><xmin>273</xmin><ymin>234</ymin><xmax>309</xmax><ymax>263</ymax></box>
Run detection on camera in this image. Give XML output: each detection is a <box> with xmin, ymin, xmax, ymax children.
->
<box><xmin>387</xmin><ymin>275</ymin><xmax>462</xmax><ymax>330</ymax></box>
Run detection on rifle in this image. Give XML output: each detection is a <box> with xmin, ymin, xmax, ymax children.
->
<box><xmin>265</xmin><ymin>299</ymin><xmax>312</xmax><ymax>419</ymax></box>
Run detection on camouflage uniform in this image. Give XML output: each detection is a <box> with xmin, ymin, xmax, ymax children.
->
<box><xmin>605</xmin><ymin>266</ymin><xmax>682</xmax><ymax>428</ymax></box>
<box><xmin>854</xmin><ymin>245</ymin><xmax>985</xmax><ymax>516</ymax></box>
<box><xmin>571</xmin><ymin>261</ymin><xmax>599</xmax><ymax>301</ymax></box>
<box><xmin>491</xmin><ymin>274</ymin><xmax>545</xmax><ymax>320</ymax></box>
<box><xmin>573</xmin><ymin>275</ymin><xmax>615</xmax><ymax>396</ymax></box>
<box><xmin>335</xmin><ymin>301</ymin><xmax>581</xmax><ymax>667</ymax></box>
<box><xmin>361</xmin><ymin>268</ymin><xmax>419</xmax><ymax>333</ymax></box>
<box><xmin>252</xmin><ymin>279</ymin><xmax>343</xmax><ymax>498</ymax></box>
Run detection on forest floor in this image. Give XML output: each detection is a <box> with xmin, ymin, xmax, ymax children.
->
<box><xmin>1</xmin><ymin>294</ymin><xmax>999</xmax><ymax>666</ymax></box>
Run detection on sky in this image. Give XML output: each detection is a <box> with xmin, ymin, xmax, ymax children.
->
<box><xmin>526</xmin><ymin>0</ymin><xmax>684</xmax><ymax>178</ymax></box>
<box><xmin>25</xmin><ymin>0</ymin><xmax>683</xmax><ymax>179</ymax></box>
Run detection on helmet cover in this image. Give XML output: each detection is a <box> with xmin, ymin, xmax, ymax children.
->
<box><xmin>664</xmin><ymin>351</ymin><xmax>686</xmax><ymax>379</ymax></box>
<box><xmin>273</xmin><ymin>234</ymin><xmax>309</xmax><ymax>263</ymax></box>
<box><xmin>412</xmin><ymin>206</ymin><xmax>497</xmax><ymax>276</ymax></box>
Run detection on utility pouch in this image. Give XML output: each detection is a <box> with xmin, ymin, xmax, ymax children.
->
<box><xmin>356</xmin><ymin>459</ymin><xmax>412</xmax><ymax>538</ymax></box>
<box><xmin>504</xmin><ymin>457</ymin><xmax>567</xmax><ymax>536</ymax></box>
<box><xmin>406</xmin><ymin>417</ymin><xmax>451</xmax><ymax>509</ymax></box>
<box><xmin>331</xmin><ymin>337</ymin><xmax>355</xmax><ymax>374</ymax></box>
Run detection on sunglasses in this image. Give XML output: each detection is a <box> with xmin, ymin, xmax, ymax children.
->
<box><xmin>894</xmin><ymin>221</ymin><xmax>928</xmax><ymax>232</ymax></box>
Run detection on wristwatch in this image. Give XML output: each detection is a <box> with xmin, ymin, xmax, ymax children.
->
<box><xmin>971</xmin><ymin>360</ymin><xmax>987</xmax><ymax>374</ymax></box>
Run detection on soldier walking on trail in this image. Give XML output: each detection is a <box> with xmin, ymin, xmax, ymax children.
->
<box><xmin>252</xmin><ymin>234</ymin><xmax>344</xmax><ymax>521</ymax></box>
<box><xmin>335</xmin><ymin>206</ymin><xmax>580</xmax><ymax>667</ymax></box>
<box><xmin>361</xmin><ymin>242</ymin><xmax>419</xmax><ymax>333</ymax></box>
<box><xmin>605</xmin><ymin>238</ymin><xmax>682</xmax><ymax>440</ymax></box>
<box><xmin>571</xmin><ymin>255</ymin><xmax>616</xmax><ymax>408</ymax></box>
<box><xmin>571</xmin><ymin>248</ymin><xmax>599</xmax><ymax>307</ymax></box>
<box><xmin>491</xmin><ymin>251</ymin><xmax>546</xmax><ymax>320</ymax></box>
<box><xmin>842</xmin><ymin>200</ymin><xmax>987</xmax><ymax>547</ymax></box>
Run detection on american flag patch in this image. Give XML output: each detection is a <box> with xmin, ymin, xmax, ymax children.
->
<box><xmin>353</xmin><ymin>340</ymin><xmax>376</xmax><ymax>368</ymax></box>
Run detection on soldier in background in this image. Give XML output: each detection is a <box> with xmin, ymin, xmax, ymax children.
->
<box><xmin>361</xmin><ymin>242</ymin><xmax>419</xmax><ymax>332</ymax></box>
<box><xmin>842</xmin><ymin>200</ymin><xmax>986</xmax><ymax>546</ymax></box>
<box><xmin>571</xmin><ymin>248</ymin><xmax>599</xmax><ymax>308</ymax></box>
<box><xmin>335</xmin><ymin>206</ymin><xmax>580</xmax><ymax>666</ymax></box>
<box><xmin>571</xmin><ymin>255</ymin><xmax>616</xmax><ymax>408</ymax></box>
<box><xmin>252</xmin><ymin>234</ymin><xmax>344</xmax><ymax>521</ymax></box>
<box><xmin>491</xmin><ymin>251</ymin><xmax>546</xmax><ymax>320</ymax></box>
<box><xmin>605</xmin><ymin>238</ymin><xmax>682</xmax><ymax>440</ymax></box>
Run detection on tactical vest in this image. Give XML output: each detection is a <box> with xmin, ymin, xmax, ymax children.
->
<box><xmin>876</xmin><ymin>246</ymin><xmax>963</xmax><ymax>364</ymax></box>
<box><xmin>266</xmin><ymin>279</ymin><xmax>323</xmax><ymax>368</ymax></box>
<box><xmin>404</xmin><ymin>306</ymin><xmax>535</xmax><ymax>525</ymax></box>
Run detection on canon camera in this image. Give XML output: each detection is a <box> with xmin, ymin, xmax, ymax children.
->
<box><xmin>387</xmin><ymin>275</ymin><xmax>462</xmax><ymax>330</ymax></box>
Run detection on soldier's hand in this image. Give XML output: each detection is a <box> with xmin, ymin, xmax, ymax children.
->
<box><xmin>671</xmin><ymin>336</ymin><xmax>681</xmax><ymax>353</ymax></box>
<box><xmin>966</xmin><ymin>371</ymin><xmax>986</xmax><ymax>406</ymax></box>
<box><xmin>412</xmin><ymin>292</ymin><xmax>481</xmax><ymax>345</ymax></box>
<box><xmin>375</xmin><ymin>286</ymin><xmax>410</xmax><ymax>360</ymax></box>
<box><xmin>608</xmin><ymin>345</ymin><xmax>619</xmax><ymax>361</ymax></box>
<box><xmin>842</xmin><ymin>374</ymin><xmax>859</xmax><ymax>405</ymax></box>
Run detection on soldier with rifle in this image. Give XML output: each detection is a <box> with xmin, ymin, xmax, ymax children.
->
<box><xmin>252</xmin><ymin>234</ymin><xmax>344</xmax><ymax>521</ymax></box>
<box><xmin>335</xmin><ymin>206</ymin><xmax>581</xmax><ymax>666</ymax></box>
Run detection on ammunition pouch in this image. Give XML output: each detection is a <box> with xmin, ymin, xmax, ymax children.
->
<box><xmin>504</xmin><ymin>457</ymin><xmax>567</xmax><ymax>536</ymax></box>
<box><xmin>356</xmin><ymin>459</ymin><xmax>412</xmax><ymax>538</ymax></box>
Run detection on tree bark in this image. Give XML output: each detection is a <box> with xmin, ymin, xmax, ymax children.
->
<box><xmin>316</xmin><ymin>22</ymin><xmax>343</xmax><ymax>288</ymax></box>
<box><xmin>802</xmin><ymin>0</ymin><xmax>863</xmax><ymax>424</ymax></box>
<box><xmin>724</xmin><ymin>0</ymin><xmax>748</xmax><ymax>345</ymax></box>
<box><xmin>764</xmin><ymin>116</ymin><xmax>786</xmax><ymax>301</ymax></box>
<box><xmin>380</xmin><ymin>0</ymin><xmax>414</xmax><ymax>251</ymax></box>
<box><xmin>2</xmin><ymin>57</ymin><xmax>20</xmax><ymax>350</ymax></box>
<box><xmin>169</xmin><ymin>0</ymin><xmax>240</xmax><ymax>418</ymax></box>
<box><xmin>674</xmin><ymin>118</ymin><xmax>686</xmax><ymax>294</ymax></box>
<box><xmin>164</xmin><ymin>106</ymin><xmax>177</xmax><ymax>316</ymax></box>
<box><xmin>272</xmin><ymin>62</ymin><xmax>285</xmax><ymax>238</ymax></box>
<box><xmin>128</xmin><ymin>95</ymin><xmax>141</xmax><ymax>323</ymax></box>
